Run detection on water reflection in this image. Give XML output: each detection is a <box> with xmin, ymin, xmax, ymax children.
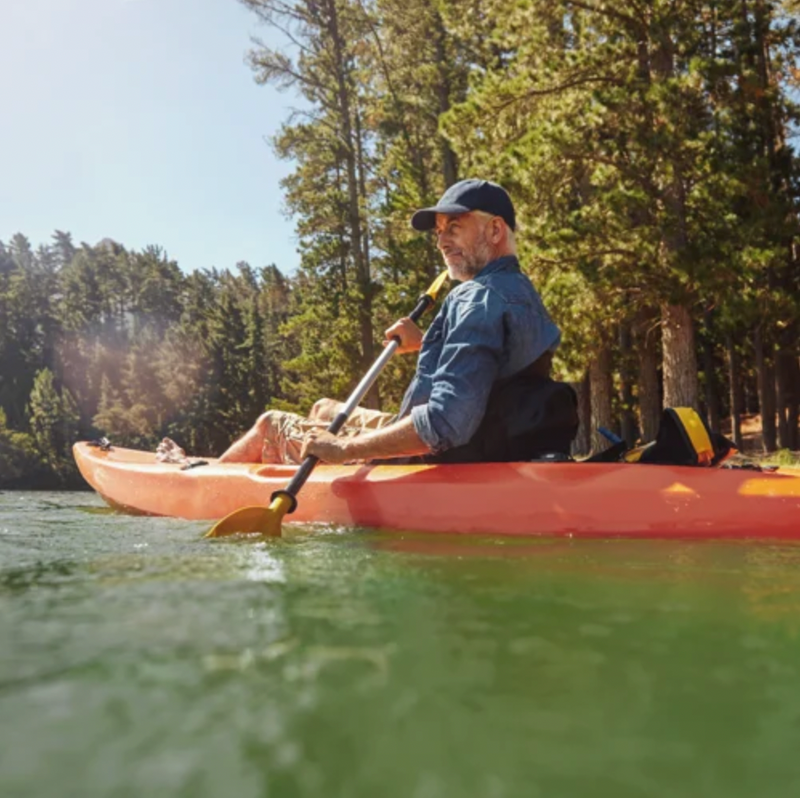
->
<box><xmin>244</xmin><ymin>544</ymin><xmax>286</xmax><ymax>584</ymax></box>
<box><xmin>5</xmin><ymin>493</ymin><xmax>800</xmax><ymax>798</ymax></box>
<box><xmin>0</xmin><ymin>559</ymin><xmax>78</xmax><ymax>594</ymax></box>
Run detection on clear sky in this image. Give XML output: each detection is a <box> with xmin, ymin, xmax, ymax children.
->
<box><xmin>0</xmin><ymin>0</ymin><xmax>300</xmax><ymax>273</ymax></box>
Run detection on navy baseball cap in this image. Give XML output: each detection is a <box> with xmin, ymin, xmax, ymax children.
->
<box><xmin>411</xmin><ymin>179</ymin><xmax>516</xmax><ymax>232</ymax></box>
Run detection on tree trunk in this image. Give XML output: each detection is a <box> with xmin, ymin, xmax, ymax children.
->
<box><xmin>661</xmin><ymin>303</ymin><xmax>699</xmax><ymax>409</ymax></box>
<box><xmin>618</xmin><ymin>323</ymin><xmax>638</xmax><ymax>445</ymax></box>
<box><xmin>328</xmin><ymin>0</ymin><xmax>375</xmax><ymax>405</ymax></box>
<box><xmin>776</xmin><ymin>351</ymin><xmax>790</xmax><ymax>449</ymax></box>
<box><xmin>589</xmin><ymin>346</ymin><xmax>614</xmax><ymax>454</ymax></box>
<box><xmin>650</xmin><ymin>30</ymin><xmax>700</xmax><ymax>413</ymax></box>
<box><xmin>726</xmin><ymin>333</ymin><xmax>744</xmax><ymax>451</ymax></box>
<box><xmin>702</xmin><ymin>309</ymin><xmax>721</xmax><ymax>431</ymax></box>
<box><xmin>353</xmin><ymin>103</ymin><xmax>379</xmax><ymax>408</ymax></box>
<box><xmin>434</xmin><ymin>18</ymin><xmax>458</xmax><ymax>187</ymax></box>
<box><xmin>754</xmin><ymin>327</ymin><xmax>777</xmax><ymax>452</ymax></box>
<box><xmin>354</xmin><ymin>105</ymin><xmax>371</xmax><ymax>284</ymax></box>
<box><xmin>651</xmin><ymin>29</ymin><xmax>699</xmax><ymax>410</ymax></box>
<box><xmin>790</xmin><ymin>358</ymin><xmax>800</xmax><ymax>451</ymax></box>
<box><xmin>634</xmin><ymin>310</ymin><xmax>660</xmax><ymax>441</ymax></box>
<box><xmin>744</xmin><ymin>368</ymin><xmax>759</xmax><ymax>415</ymax></box>
<box><xmin>571</xmin><ymin>372</ymin><xmax>591</xmax><ymax>457</ymax></box>
<box><xmin>776</xmin><ymin>324</ymin><xmax>799</xmax><ymax>450</ymax></box>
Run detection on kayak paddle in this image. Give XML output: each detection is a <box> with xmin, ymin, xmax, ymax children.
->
<box><xmin>205</xmin><ymin>271</ymin><xmax>449</xmax><ymax>538</ymax></box>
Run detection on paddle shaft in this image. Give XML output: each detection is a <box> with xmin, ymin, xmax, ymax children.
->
<box><xmin>273</xmin><ymin>290</ymin><xmax>438</xmax><ymax>513</ymax></box>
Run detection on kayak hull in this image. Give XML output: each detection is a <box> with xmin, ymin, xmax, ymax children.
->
<box><xmin>73</xmin><ymin>442</ymin><xmax>800</xmax><ymax>538</ymax></box>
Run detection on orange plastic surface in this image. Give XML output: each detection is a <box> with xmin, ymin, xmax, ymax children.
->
<box><xmin>73</xmin><ymin>442</ymin><xmax>800</xmax><ymax>538</ymax></box>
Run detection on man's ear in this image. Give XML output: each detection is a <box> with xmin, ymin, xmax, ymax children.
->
<box><xmin>491</xmin><ymin>217</ymin><xmax>504</xmax><ymax>244</ymax></box>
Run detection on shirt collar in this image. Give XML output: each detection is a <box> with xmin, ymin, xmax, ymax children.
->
<box><xmin>474</xmin><ymin>255</ymin><xmax>520</xmax><ymax>279</ymax></box>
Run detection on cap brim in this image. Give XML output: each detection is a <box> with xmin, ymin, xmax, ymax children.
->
<box><xmin>410</xmin><ymin>203</ymin><xmax>472</xmax><ymax>231</ymax></box>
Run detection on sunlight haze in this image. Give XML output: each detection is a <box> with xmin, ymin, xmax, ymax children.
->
<box><xmin>0</xmin><ymin>0</ymin><xmax>300</xmax><ymax>272</ymax></box>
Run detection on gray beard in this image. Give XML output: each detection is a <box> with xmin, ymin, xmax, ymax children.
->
<box><xmin>451</xmin><ymin>263</ymin><xmax>483</xmax><ymax>281</ymax></box>
<box><xmin>448</xmin><ymin>236</ymin><xmax>492</xmax><ymax>281</ymax></box>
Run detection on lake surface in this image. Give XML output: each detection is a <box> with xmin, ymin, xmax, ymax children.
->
<box><xmin>3</xmin><ymin>491</ymin><xmax>800</xmax><ymax>797</ymax></box>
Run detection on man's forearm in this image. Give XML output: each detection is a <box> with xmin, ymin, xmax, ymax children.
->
<box><xmin>343</xmin><ymin>415</ymin><xmax>431</xmax><ymax>460</ymax></box>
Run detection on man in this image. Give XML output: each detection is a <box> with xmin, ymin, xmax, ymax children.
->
<box><xmin>213</xmin><ymin>178</ymin><xmax>575</xmax><ymax>466</ymax></box>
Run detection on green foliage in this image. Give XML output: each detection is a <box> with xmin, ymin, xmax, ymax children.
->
<box><xmin>0</xmin><ymin>408</ymin><xmax>41</xmax><ymax>488</ymax></box>
<box><xmin>3</xmin><ymin>0</ymin><xmax>800</xmax><ymax>486</ymax></box>
<box><xmin>760</xmin><ymin>449</ymin><xmax>800</xmax><ymax>466</ymax></box>
<box><xmin>0</xmin><ymin>232</ymin><xmax>296</xmax><ymax>484</ymax></box>
<box><xmin>435</xmin><ymin>0</ymin><xmax>799</xmax><ymax>411</ymax></box>
<box><xmin>28</xmin><ymin>368</ymin><xmax>80</xmax><ymax>480</ymax></box>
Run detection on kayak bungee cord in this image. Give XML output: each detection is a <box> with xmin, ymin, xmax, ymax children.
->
<box><xmin>205</xmin><ymin>271</ymin><xmax>449</xmax><ymax>538</ymax></box>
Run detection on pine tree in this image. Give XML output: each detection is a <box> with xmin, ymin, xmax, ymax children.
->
<box><xmin>241</xmin><ymin>0</ymin><xmax>379</xmax><ymax>405</ymax></box>
<box><xmin>28</xmin><ymin>367</ymin><xmax>79</xmax><ymax>476</ymax></box>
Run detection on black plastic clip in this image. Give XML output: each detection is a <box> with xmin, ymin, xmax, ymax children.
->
<box><xmin>180</xmin><ymin>460</ymin><xmax>209</xmax><ymax>471</ymax></box>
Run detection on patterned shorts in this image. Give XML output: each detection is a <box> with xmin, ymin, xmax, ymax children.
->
<box><xmin>261</xmin><ymin>405</ymin><xmax>395</xmax><ymax>465</ymax></box>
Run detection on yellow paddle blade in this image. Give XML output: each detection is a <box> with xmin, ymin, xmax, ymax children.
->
<box><xmin>424</xmin><ymin>270</ymin><xmax>449</xmax><ymax>301</ymax></box>
<box><xmin>205</xmin><ymin>494</ymin><xmax>294</xmax><ymax>538</ymax></box>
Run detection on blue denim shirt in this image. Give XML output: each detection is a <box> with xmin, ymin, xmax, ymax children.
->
<box><xmin>398</xmin><ymin>256</ymin><xmax>561</xmax><ymax>454</ymax></box>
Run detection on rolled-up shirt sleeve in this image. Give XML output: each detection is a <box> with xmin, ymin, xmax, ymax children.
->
<box><xmin>411</xmin><ymin>293</ymin><xmax>503</xmax><ymax>453</ymax></box>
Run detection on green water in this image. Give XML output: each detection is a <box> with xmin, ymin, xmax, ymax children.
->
<box><xmin>3</xmin><ymin>493</ymin><xmax>800</xmax><ymax>797</ymax></box>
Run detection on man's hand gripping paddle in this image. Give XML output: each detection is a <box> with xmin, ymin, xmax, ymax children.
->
<box><xmin>205</xmin><ymin>271</ymin><xmax>449</xmax><ymax>538</ymax></box>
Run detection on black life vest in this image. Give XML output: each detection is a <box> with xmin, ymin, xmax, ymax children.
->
<box><xmin>624</xmin><ymin>407</ymin><xmax>735</xmax><ymax>466</ymax></box>
<box><xmin>425</xmin><ymin>352</ymin><xmax>579</xmax><ymax>464</ymax></box>
<box><xmin>587</xmin><ymin>407</ymin><xmax>736</xmax><ymax>466</ymax></box>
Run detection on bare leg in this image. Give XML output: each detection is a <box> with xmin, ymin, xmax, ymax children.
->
<box><xmin>218</xmin><ymin>412</ymin><xmax>281</xmax><ymax>463</ymax></box>
<box><xmin>218</xmin><ymin>409</ymin><xmax>331</xmax><ymax>464</ymax></box>
<box><xmin>216</xmin><ymin>400</ymin><xmax>392</xmax><ymax>465</ymax></box>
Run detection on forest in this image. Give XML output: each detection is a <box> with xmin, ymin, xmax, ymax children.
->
<box><xmin>1</xmin><ymin>0</ymin><xmax>799</xmax><ymax>488</ymax></box>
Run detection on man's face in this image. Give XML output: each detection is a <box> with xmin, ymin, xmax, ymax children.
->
<box><xmin>434</xmin><ymin>212</ymin><xmax>494</xmax><ymax>281</ymax></box>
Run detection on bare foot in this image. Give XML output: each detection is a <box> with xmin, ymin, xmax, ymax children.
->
<box><xmin>155</xmin><ymin>438</ymin><xmax>189</xmax><ymax>464</ymax></box>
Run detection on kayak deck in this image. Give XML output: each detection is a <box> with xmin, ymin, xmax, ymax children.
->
<box><xmin>73</xmin><ymin>442</ymin><xmax>800</xmax><ymax>538</ymax></box>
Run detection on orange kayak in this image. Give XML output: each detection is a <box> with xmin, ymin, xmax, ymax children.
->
<box><xmin>73</xmin><ymin>441</ymin><xmax>800</xmax><ymax>538</ymax></box>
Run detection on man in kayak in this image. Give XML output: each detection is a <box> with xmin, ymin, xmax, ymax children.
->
<box><xmin>206</xmin><ymin>178</ymin><xmax>576</xmax><ymax>466</ymax></box>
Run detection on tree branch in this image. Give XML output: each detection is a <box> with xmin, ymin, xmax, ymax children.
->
<box><xmin>491</xmin><ymin>73</ymin><xmax>626</xmax><ymax>113</ymax></box>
